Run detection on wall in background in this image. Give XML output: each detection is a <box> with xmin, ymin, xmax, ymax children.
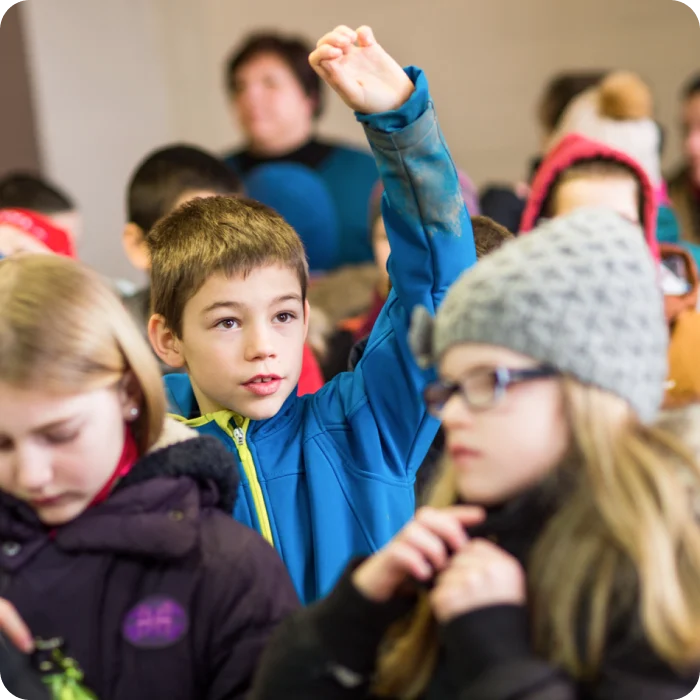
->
<box><xmin>11</xmin><ymin>0</ymin><xmax>700</xmax><ymax>280</ymax></box>
<box><xmin>20</xmin><ymin>0</ymin><xmax>174</xmax><ymax>283</ymax></box>
<box><xmin>0</xmin><ymin>2</ymin><xmax>40</xmax><ymax>175</ymax></box>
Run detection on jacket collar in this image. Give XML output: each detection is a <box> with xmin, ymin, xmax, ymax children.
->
<box><xmin>164</xmin><ymin>372</ymin><xmax>301</xmax><ymax>439</ymax></box>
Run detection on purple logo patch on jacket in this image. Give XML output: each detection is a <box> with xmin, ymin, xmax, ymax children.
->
<box><xmin>122</xmin><ymin>596</ymin><xmax>189</xmax><ymax>649</ymax></box>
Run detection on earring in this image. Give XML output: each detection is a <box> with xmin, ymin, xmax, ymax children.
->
<box><xmin>129</xmin><ymin>407</ymin><xmax>140</xmax><ymax>419</ymax></box>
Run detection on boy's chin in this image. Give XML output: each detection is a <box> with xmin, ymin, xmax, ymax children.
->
<box><xmin>234</xmin><ymin>386</ymin><xmax>295</xmax><ymax>421</ymax></box>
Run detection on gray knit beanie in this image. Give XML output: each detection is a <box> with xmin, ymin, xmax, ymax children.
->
<box><xmin>410</xmin><ymin>208</ymin><xmax>668</xmax><ymax>422</ymax></box>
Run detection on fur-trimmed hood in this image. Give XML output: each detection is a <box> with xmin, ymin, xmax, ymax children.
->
<box><xmin>520</xmin><ymin>133</ymin><xmax>660</xmax><ymax>262</ymax></box>
<box><xmin>115</xmin><ymin>418</ymin><xmax>239</xmax><ymax>513</ymax></box>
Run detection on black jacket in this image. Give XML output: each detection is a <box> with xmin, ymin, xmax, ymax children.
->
<box><xmin>250</xmin><ymin>489</ymin><xmax>699</xmax><ymax>700</ymax></box>
<box><xmin>0</xmin><ymin>420</ymin><xmax>299</xmax><ymax>700</ymax></box>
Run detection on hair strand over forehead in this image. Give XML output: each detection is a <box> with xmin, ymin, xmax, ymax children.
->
<box><xmin>0</xmin><ymin>255</ymin><xmax>165</xmax><ymax>454</ymax></box>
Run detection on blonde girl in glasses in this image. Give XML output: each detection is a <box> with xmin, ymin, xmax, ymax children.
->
<box><xmin>251</xmin><ymin>208</ymin><xmax>700</xmax><ymax>700</ymax></box>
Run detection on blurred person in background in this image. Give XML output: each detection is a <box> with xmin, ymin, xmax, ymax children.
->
<box><xmin>0</xmin><ymin>208</ymin><xmax>75</xmax><ymax>259</ymax></box>
<box><xmin>669</xmin><ymin>74</ymin><xmax>700</xmax><ymax>245</ymax></box>
<box><xmin>223</xmin><ymin>31</ymin><xmax>379</xmax><ymax>269</ymax></box>
<box><xmin>480</xmin><ymin>71</ymin><xmax>605</xmax><ymax>232</ymax></box>
<box><xmin>0</xmin><ymin>172</ymin><xmax>82</xmax><ymax>247</ymax></box>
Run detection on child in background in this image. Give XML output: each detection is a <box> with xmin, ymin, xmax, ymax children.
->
<box><xmin>122</xmin><ymin>144</ymin><xmax>244</xmax><ymax>333</ymax></box>
<box><xmin>0</xmin><ymin>208</ymin><xmax>75</xmax><ymax>258</ymax></box>
<box><xmin>0</xmin><ymin>254</ymin><xmax>298</xmax><ymax>700</ymax></box>
<box><xmin>520</xmin><ymin>95</ymin><xmax>700</xmax><ymax>407</ymax></box>
<box><xmin>546</xmin><ymin>71</ymin><xmax>688</xmax><ymax>251</ymax></box>
<box><xmin>480</xmin><ymin>71</ymin><xmax>605</xmax><ymax>232</ymax></box>
<box><xmin>146</xmin><ymin>25</ymin><xmax>477</xmax><ymax>603</ymax></box>
<box><xmin>669</xmin><ymin>74</ymin><xmax>700</xmax><ymax>245</ymax></box>
<box><xmin>250</xmin><ymin>209</ymin><xmax>700</xmax><ymax>700</ymax></box>
<box><xmin>0</xmin><ymin>172</ymin><xmax>82</xmax><ymax>246</ymax></box>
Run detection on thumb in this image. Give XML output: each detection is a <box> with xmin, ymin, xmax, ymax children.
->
<box><xmin>356</xmin><ymin>25</ymin><xmax>376</xmax><ymax>47</ymax></box>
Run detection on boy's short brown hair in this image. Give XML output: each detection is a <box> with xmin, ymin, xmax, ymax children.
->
<box><xmin>149</xmin><ymin>195</ymin><xmax>309</xmax><ymax>337</ymax></box>
<box><xmin>471</xmin><ymin>216</ymin><xmax>513</xmax><ymax>259</ymax></box>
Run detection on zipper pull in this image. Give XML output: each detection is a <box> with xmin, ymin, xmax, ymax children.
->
<box><xmin>233</xmin><ymin>427</ymin><xmax>245</xmax><ymax>446</ymax></box>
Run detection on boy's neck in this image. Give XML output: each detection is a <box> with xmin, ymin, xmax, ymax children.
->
<box><xmin>191</xmin><ymin>380</ymin><xmax>232</xmax><ymax>418</ymax></box>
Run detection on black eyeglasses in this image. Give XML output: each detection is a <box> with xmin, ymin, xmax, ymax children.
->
<box><xmin>424</xmin><ymin>365</ymin><xmax>559</xmax><ymax>417</ymax></box>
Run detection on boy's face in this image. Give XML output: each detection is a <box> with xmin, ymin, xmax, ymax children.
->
<box><xmin>553</xmin><ymin>176</ymin><xmax>639</xmax><ymax>225</ymax></box>
<box><xmin>176</xmin><ymin>264</ymin><xmax>309</xmax><ymax>420</ymax></box>
<box><xmin>683</xmin><ymin>94</ymin><xmax>700</xmax><ymax>187</ymax></box>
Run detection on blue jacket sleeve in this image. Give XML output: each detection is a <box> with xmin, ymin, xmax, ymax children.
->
<box><xmin>316</xmin><ymin>67</ymin><xmax>476</xmax><ymax>481</ymax></box>
<box><xmin>356</xmin><ymin>67</ymin><xmax>476</xmax><ymax>315</ymax></box>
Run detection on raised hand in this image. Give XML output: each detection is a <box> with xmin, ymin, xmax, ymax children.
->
<box><xmin>429</xmin><ymin>539</ymin><xmax>526</xmax><ymax>623</ymax></box>
<box><xmin>351</xmin><ymin>506</ymin><xmax>485</xmax><ymax>603</ymax></box>
<box><xmin>309</xmin><ymin>25</ymin><xmax>415</xmax><ymax>114</ymax></box>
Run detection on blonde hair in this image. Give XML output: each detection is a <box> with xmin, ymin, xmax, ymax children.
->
<box><xmin>0</xmin><ymin>255</ymin><xmax>165</xmax><ymax>454</ymax></box>
<box><xmin>373</xmin><ymin>379</ymin><xmax>700</xmax><ymax>698</ymax></box>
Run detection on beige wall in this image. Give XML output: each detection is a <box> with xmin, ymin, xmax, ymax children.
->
<box><xmin>160</xmin><ymin>0</ymin><xmax>699</xmax><ymax>182</ymax></box>
<box><xmin>17</xmin><ymin>0</ymin><xmax>700</xmax><ymax>280</ymax></box>
<box><xmin>20</xmin><ymin>0</ymin><xmax>174</xmax><ymax>284</ymax></box>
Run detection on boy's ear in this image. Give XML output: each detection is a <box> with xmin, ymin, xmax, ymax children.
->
<box><xmin>123</xmin><ymin>223</ymin><xmax>151</xmax><ymax>272</ymax></box>
<box><xmin>148</xmin><ymin>314</ymin><xmax>186</xmax><ymax>369</ymax></box>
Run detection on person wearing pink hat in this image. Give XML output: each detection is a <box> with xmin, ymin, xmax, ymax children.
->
<box><xmin>0</xmin><ymin>208</ymin><xmax>76</xmax><ymax>259</ymax></box>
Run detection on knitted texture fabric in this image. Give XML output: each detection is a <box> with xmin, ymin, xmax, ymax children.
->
<box><xmin>410</xmin><ymin>208</ymin><xmax>668</xmax><ymax>421</ymax></box>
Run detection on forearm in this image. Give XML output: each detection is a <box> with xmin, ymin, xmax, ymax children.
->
<box><xmin>356</xmin><ymin>67</ymin><xmax>476</xmax><ymax>315</ymax></box>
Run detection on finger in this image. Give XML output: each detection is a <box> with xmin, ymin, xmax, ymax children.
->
<box><xmin>389</xmin><ymin>541</ymin><xmax>433</xmax><ymax>580</ymax></box>
<box><xmin>399</xmin><ymin>520</ymin><xmax>451</xmax><ymax>571</ymax></box>
<box><xmin>0</xmin><ymin>600</ymin><xmax>33</xmax><ymax>653</ymax></box>
<box><xmin>316</xmin><ymin>27</ymin><xmax>356</xmax><ymax>50</ymax></box>
<box><xmin>441</xmin><ymin>505</ymin><xmax>486</xmax><ymax>528</ymax></box>
<box><xmin>463</xmin><ymin>538</ymin><xmax>503</xmax><ymax>556</ymax></box>
<box><xmin>414</xmin><ymin>507</ymin><xmax>470</xmax><ymax>554</ymax></box>
<box><xmin>309</xmin><ymin>45</ymin><xmax>343</xmax><ymax>70</ymax></box>
<box><xmin>333</xmin><ymin>25</ymin><xmax>358</xmax><ymax>42</ymax></box>
<box><xmin>356</xmin><ymin>25</ymin><xmax>376</xmax><ymax>47</ymax></box>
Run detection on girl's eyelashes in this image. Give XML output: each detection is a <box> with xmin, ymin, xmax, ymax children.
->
<box><xmin>275</xmin><ymin>312</ymin><xmax>297</xmax><ymax>323</ymax></box>
<box><xmin>44</xmin><ymin>430</ymin><xmax>80</xmax><ymax>445</ymax></box>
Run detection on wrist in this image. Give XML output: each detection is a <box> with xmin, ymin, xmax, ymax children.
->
<box><xmin>384</xmin><ymin>80</ymin><xmax>416</xmax><ymax>113</ymax></box>
<box><xmin>356</xmin><ymin>67</ymin><xmax>429</xmax><ymax>134</ymax></box>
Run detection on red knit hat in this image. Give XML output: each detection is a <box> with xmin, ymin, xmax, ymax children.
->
<box><xmin>0</xmin><ymin>208</ymin><xmax>76</xmax><ymax>258</ymax></box>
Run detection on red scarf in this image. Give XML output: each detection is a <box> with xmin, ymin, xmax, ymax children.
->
<box><xmin>89</xmin><ymin>427</ymin><xmax>139</xmax><ymax>507</ymax></box>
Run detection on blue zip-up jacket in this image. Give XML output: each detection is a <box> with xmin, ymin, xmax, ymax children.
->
<box><xmin>166</xmin><ymin>68</ymin><xmax>477</xmax><ymax>603</ymax></box>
